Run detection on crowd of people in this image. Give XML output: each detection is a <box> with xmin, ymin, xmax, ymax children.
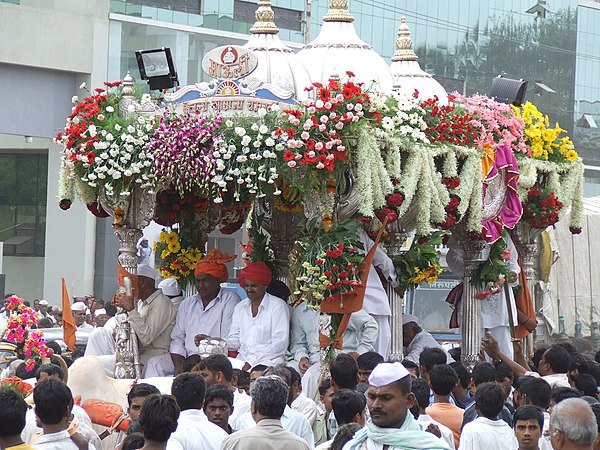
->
<box><xmin>3</xmin><ymin>245</ymin><xmax>600</xmax><ymax>450</ymax></box>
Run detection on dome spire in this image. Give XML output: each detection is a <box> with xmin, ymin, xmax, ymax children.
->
<box><xmin>323</xmin><ymin>0</ymin><xmax>354</xmax><ymax>23</ymax></box>
<box><xmin>392</xmin><ymin>16</ymin><xmax>418</xmax><ymax>62</ymax></box>
<box><xmin>250</xmin><ymin>0</ymin><xmax>279</xmax><ymax>34</ymax></box>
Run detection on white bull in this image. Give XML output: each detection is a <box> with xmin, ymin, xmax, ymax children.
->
<box><xmin>67</xmin><ymin>356</ymin><xmax>174</xmax><ymax>450</ymax></box>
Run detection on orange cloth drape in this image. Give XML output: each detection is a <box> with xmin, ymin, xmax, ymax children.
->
<box><xmin>61</xmin><ymin>278</ymin><xmax>77</xmax><ymax>351</ymax></box>
<box><xmin>514</xmin><ymin>256</ymin><xmax>536</xmax><ymax>339</ymax></box>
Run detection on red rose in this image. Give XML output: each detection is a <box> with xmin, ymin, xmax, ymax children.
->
<box><xmin>376</xmin><ymin>208</ymin><xmax>398</xmax><ymax>223</ymax></box>
<box><xmin>570</xmin><ymin>227</ymin><xmax>582</xmax><ymax>234</ymax></box>
<box><xmin>339</xmin><ymin>270</ymin><xmax>349</xmax><ymax>278</ymax></box>
<box><xmin>443</xmin><ymin>177</ymin><xmax>461</xmax><ymax>189</ymax></box>
<box><xmin>332</xmin><ymin>265</ymin><xmax>340</xmax><ymax>273</ymax></box>
<box><xmin>386</xmin><ymin>193</ymin><xmax>404</xmax><ymax>208</ymax></box>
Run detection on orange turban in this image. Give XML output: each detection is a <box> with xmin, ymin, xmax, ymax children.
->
<box><xmin>238</xmin><ymin>262</ymin><xmax>272</xmax><ymax>287</ymax></box>
<box><xmin>194</xmin><ymin>249</ymin><xmax>235</xmax><ymax>282</ymax></box>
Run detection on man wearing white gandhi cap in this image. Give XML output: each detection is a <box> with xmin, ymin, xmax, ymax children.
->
<box><xmin>343</xmin><ymin>362</ymin><xmax>451</xmax><ymax>450</ymax></box>
<box><xmin>85</xmin><ymin>265</ymin><xmax>176</xmax><ymax>376</ymax></box>
<box><xmin>72</xmin><ymin>301</ymin><xmax>94</xmax><ymax>330</ymax></box>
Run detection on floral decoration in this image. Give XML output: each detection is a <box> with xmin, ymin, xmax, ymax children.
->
<box><xmin>471</xmin><ymin>235</ymin><xmax>512</xmax><ymax>300</ymax></box>
<box><xmin>522</xmin><ymin>186</ymin><xmax>563</xmax><ymax>228</ymax></box>
<box><xmin>0</xmin><ymin>376</ymin><xmax>34</xmax><ymax>398</ymax></box>
<box><xmin>420</xmin><ymin>95</ymin><xmax>477</xmax><ymax>146</ymax></box>
<box><xmin>154</xmin><ymin>229</ymin><xmax>203</xmax><ymax>289</ymax></box>
<box><xmin>3</xmin><ymin>295</ymin><xmax>53</xmax><ymax>371</ymax></box>
<box><xmin>290</xmin><ymin>219</ymin><xmax>364</xmax><ymax>308</ymax></box>
<box><xmin>154</xmin><ymin>187</ymin><xmax>208</xmax><ymax>227</ymax></box>
<box><xmin>55</xmin><ymin>81</ymin><xmax>157</xmax><ymax>203</ymax></box>
<box><xmin>392</xmin><ymin>231</ymin><xmax>446</xmax><ymax>289</ymax></box>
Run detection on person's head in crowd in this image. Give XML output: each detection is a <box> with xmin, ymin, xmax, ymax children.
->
<box><xmin>591</xmin><ymin>403</ymin><xmax>600</xmax><ymax>450</ymax></box>
<box><xmin>319</xmin><ymin>378</ymin><xmax>335</xmax><ymax>416</ymax></box>
<box><xmin>139</xmin><ymin>394</ymin><xmax>179</xmax><ymax>445</ymax></box>
<box><xmin>410</xmin><ymin>377</ymin><xmax>431</xmax><ymax>413</ymax></box>
<box><xmin>127</xmin><ymin>383</ymin><xmax>160</xmax><ymax>422</ymax></box>
<box><xmin>330</xmin><ymin>423</ymin><xmax>363</xmax><ymax>450</ymax></box>
<box><xmin>121</xmin><ymin>432</ymin><xmax>145</xmax><ymax>450</ymax></box>
<box><xmin>204</xmin><ymin>384</ymin><xmax>234</xmax><ymax>434</ymax></box>
<box><xmin>238</xmin><ymin>262</ymin><xmax>273</xmax><ymax>303</ymax></box>
<box><xmin>45</xmin><ymin>340</ymin><xmax>62</xmax><ymax>356</ymax></box>
<box><xmin>171</xmin><ymin>372</ymin><xmax>206</xmax><ymax>411</ymax></box>
<box><xmin>356</xmin><ymin>382</ymin><xmax>369</xmax><ymax>394</ymax></box>
<box><xmin>94</xmin><ymin>308</ymin><xmax>110</xmax><ymax>327</ymax></box>
<box><xmin>263</xmin><ymin>365</ymin><xmax>293</xmax><ymax>405</ymax></box>
<box><xmin>419</xmin><ymin>347</ymin><xmax>447</xmax><ymax>383</ymax></box>
<box><xmin>330</xmin><ymin>353</ymin><xmax>359</xmax><ymax>391</ymax></box>
<box><xmin>539</xmin><ymin>345</ymin><xmax>575</xmax><ymax>376</ymax></box>
<box><xmin>33</xmin><ymin>379</ymin><xmax>74</xmax><ymax>431</ymax></box>
<box><xmin>514</xmin><ymin>376</ymin><xmax>551</xmax><ymax>410</ymax></box>
<box><xmin>250</xmin><ymin>364</ymin><xmax>268</xmax><ymax>387</ymax></box>
<box><xmin>182</xmin><ymin>354</ymin><xmax>201</xmax><ymax>373</ymax></box>
<box><xmin>495</xmin><ymin>361</ymin><xmax>514</xmax><ymax>400</ymax></box>
<box><xmin>571</xmin><ymin>374</ymin><xmax>599</xmax><ymax>399</ymax></box>
<box><xmin>429</xmin><ymin>364</ymin><xmax>458</xmax><ymax>399</ymax></box>
<box><xmin>105</xmin><ymin>303</ymin><xmax>117</xmax><ymax>317</ymax></box>
<box><xmin>287</xmin><ymin>366</ymin><xmax>303</xmax><ymax>405</ymax></box>
<box><xmin>0</xmin><ymin>388</ymin><xmax>29</xmax><ymax>448</ymax></box>
<box><xmin>266</xmin><ymin>279</ymin><xmax>291</xmax><ymax>303</ymax></box>
<box><xmin>401</xmin><ymin>359</ymin><xmax>420</xmax><ymax>379</ymax></box>
<box><xmin>357</xmin><ymin>352</ymin><xmax>384</xmax><ymax>383</ymax></box>
<box><xmin>332</xmin><ymin>389</ymin><xmax>367</xmax><ymax>427</ymax></box>
<box><xmin>233</xmin><ymin>369</ymin><xmax>250</xmax><ymax>394</ymax></box>
<box><xmin>35</xmin><ymin>364</ymin><xmax>64</xmax><ymax>383</ymax></box>
<box><xmin>532</xmin><ymin>346</ymin><xmax>549</xmax><ymax>371</ymax></box>
<box><xmin>37</xmin><ymin>317</ymin><xmax>53</xmax><ymax>328</ymax></box>
<box><xmin>33</xmin><ymin>299</ymin><xmax>40</xmax><ymax>311</ymax></box>
<box><xmin>470</xmin><ymin>361</ymin><xmax>497</xmax><ymax>393</ymax></box>
<box><xmin>587</xmin><ymin>362</ymin><xmax>600</xmax><ymax>387</ymax></box>
<box><xmin>550</xmin><ymin>397</ymin><xmax>598</xmax><ymax>449</ymax></box>
<box><xmin>194</xmin><ymin>249</ymin><xmax>234</xmax><ymax>302</ymax></box>
<box><xmin>448</xmin><ymin>346</ymin><xmax>461</xmax><ymax>363</ymax></box>
<box><xmin>250</xmin><ymin>375</ymin><xmax>288</xmax><ymax>422</ymax></box>
<box><xmin>71</xmin><ymin>301</ymin><xmax>88</xmax><ymax>326</ymax></box>
<box><xmin>571</xmin><ymin>354</ymin><xmax>590</xmax><ymax>378</ymax></box>
<box><xmin>475</xmin><ymin>382</ymin><xmax>505</xmax><ymax>420</ymax></box>
<box><xmin>513</xmin><ymin>405</ymin><xmax>544</xmax><ymax>450</ymax></box>
<box><xmin>402</xmin><ymin>314</ymin><xmax>422</xmax><ymax>348</ymax></box>
<box><xmin>198</xmin><ymin>354</ymin><xmax>233</xmax><ymax>386</ymax></box>
<box><xmin>366</xmin><ymin>362</ymin><xmax>415</xmax><ymax>429</ymax></box>
<box><xmin>15</xmin><ymin>360</ymin><xmax>39</xmax><ymax>380</ymax></box>
<box><xmin>450</xmin><ymin>361</ymin><xmax>471</xmax><ymax>400</ymax></box>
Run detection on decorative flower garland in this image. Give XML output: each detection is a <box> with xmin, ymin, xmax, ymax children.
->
<box><xmin>3</xmin><ymin>295</ymin><xmax>54</xmax><ymax>371</ymax></box>
<box><xmin>393</xmin><ymin>231</ymin><xmax>446</xmax><ymax>289</ymax></box>
<box><xmin>472</xmin><ymin>235</ymin><xmax>512</xmax><ymax>300</ymax></box>
<box><xmin>522</xmin><ymin>186</ymin><xmax>563</xmax><ymax>229</ymax></box>
<box><xmin>154</xmin><ymin>229</ymin><xmax>203</xmax><ymax>289</ymax></box>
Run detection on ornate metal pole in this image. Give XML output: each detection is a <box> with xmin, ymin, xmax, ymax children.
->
<box><xmin>460</xmin><ymin>238</ymin><xmax>486</xmax><ymax>369</ymax></box>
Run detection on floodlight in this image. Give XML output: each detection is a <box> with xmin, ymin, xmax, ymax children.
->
<box><xmin>135</xmin><ymin>47</ymin><xmax>179</xmax><ymax>91</ymax></box>
<box><xmin>489</xmin><ymin>75</ymin><xmax>528</xmax><ymax>106</ymax></box>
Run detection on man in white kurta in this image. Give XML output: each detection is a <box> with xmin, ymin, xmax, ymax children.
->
<box><xmin>227</xmin><ymin>262</ymin><xmax>290</xmax><ymax>368</ymax></box>
<box><xmin>446</xmin><ymin>233</ymin><xmax>520</xmax><ymax>360</ymax></box>
<box><xmin>360</xmin><ymin>230</ymin><xmax>397</xmax><ymax>359</ymax></box>
<box><xmin>144</xmin><ymin>249</ymin><xmax>241</xmax><ymax>377</ymax></box>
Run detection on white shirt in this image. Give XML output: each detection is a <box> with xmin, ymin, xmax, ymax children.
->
<box><xmin>360</xmin><ymin>231</ymin><xmax>396</xmax><ymax>316</ymax></box>
<box><xmin>458</xmin><ymin>417</ymin><xmax>517</xmax><ymax>450</ymax></box>
<box><xmin>235</xmin><ymin>405</ymin><xmax>315</xmax><ymax>448</ymax></box>
<box><xmin>227</xmin><ymin>293</ymin><xmax>290</xmax><ymax>367</ymax></box>
<box><xmin>170</xmin><ymin>289</ymin><xmax>241</xmax><ymax>358</ymax></box>
<box><xmin>34</xmin><ymin>430</ymin><xmax>79</xmax><ymax>450</ymax></box>
<box><xmin>166</xmin><ymin>409</ymin><xmax>228</xmax><ymax>450</ymax></box>
<box><xmin>417</xmin><ymin>413</ymin><xmax>455</xmax><ymax>449</ymax></box>
<box><xmin>78</xmin><ymin>322</ymin><xmax>94</xmax><ymax>330</ymax></box>
<box><xmin>405</xmin><ymin>330</ymin><xmax>454</xmax><ymax>364</ymax></box>
<box><xmin>290</xmin><ymin>301</ymin><xmax>321</xmax><ymax>364</ymax></box>
<box><xmin>523</xmin><ymin>371</ymin><xmax>571</xmax><ymax>388</ymax></box>
<box><xmin>230</xmin><ymin>388</ymin><xmax>252</xmax><ymax>428</ymax></box>
<box><xmin>291</xmin><ymin>392</ymin><xmax>319</xmax><ymax>426</ymax></box>
<box><xmin>341</xmin><ymin>310</ymin><xmax>378</xmax><ymax>354</ymax></box>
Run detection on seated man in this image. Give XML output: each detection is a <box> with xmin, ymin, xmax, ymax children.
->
<box><xmin>86</xmin><ymin>265</ymin><xmax>177</xmax><ymax>376</ymax></box>
<box><xmin>145</xmin><ymin>250</ymin><xmax>241</xmax><ymax>377</ymax></box>
<box><xmin>402</xmin><ymin>314</ymin><xmax>453</xmax><ymax>364</ymax></box>
<box><xmin>227</xmin><ymin>262</ymin><xmax>290</xmax><ymax>369</ymax></box>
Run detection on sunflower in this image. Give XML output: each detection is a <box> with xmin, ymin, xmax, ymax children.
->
<box><xmin>565</xmin><ymin>149</ymin><xmax>579</xmax><ymax>162</ymax></box>
<box><xmin>168</xmin><ymin>241</ymin><xmax>181</xmax><ymax>253</ymax></box>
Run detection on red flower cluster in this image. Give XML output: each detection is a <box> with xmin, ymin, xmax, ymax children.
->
<box><xmin>279</xmin><ymin>75</ymin><xmax>373</xmax><ymax>174</ymax></box>
<box><xmin>374</xmin><ymin>191</ymin><xmax>404</xmax><ymax>224</ymax></box>
<box><xmin>420</xmin><ymin>97</ymin><xmax>477</xmax><ymax>146</ymax></box>
<box><xmin>441</xmin><ymin>195</ymin><xmax>461</xmax><ymax>229</ymax></box>
<box><xmin>443</xmin><ymin>177</ymin><xmax>461</xmax><ymax>189</ymax></box>
<box><xmin>523</xmin><ymin>186</ymin><xmax>563</xmax><ymax>228</ymax></box>
<box><xmin>155</xmin><ymin>188</ymin><xmax>209</xmax><ymax>227</ymax></box>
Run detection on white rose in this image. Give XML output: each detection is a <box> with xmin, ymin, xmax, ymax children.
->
<box><xmin>79</xmin><ymin>82</ymin><xmax>87</xmax><ymax>90</ymax></box>
<box><xmin>259</xmin><ymin>125</ymin><xmax>268</xmax><ymax>134</ymax></box>
<box><xmin>106</xmin><ymin>106</ymin><xmax>115</xmax><ymax>113</ymax></box>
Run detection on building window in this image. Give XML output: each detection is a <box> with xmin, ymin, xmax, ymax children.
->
<box><xmin>233</xmin><ymin>0</ymin><xmax>303</xmax><ymax>32</ymax></box>
<box><xmin>0</xmin><ymin>153</ymin><xmax>47</xmax><ymax>257</ymax></box>
<box><xmin>127</xmin><ymin>0</ymin><xmax>203</xmax><ymax>15</ymax></box>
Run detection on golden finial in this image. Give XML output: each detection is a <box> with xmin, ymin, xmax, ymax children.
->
<box><xmin>250</xmin><ymin>0</ymin><xmax>279</xmax><ymax>34</ymax></box>
<box><xmin>323</xmin><ymin>0</ymin><xmax>354</xmax><ymax>23</ymax></box>
<box><xmin>391</xmin><ymin>16</ymin><xmax>418</xmax><ymax>62</ymax></box>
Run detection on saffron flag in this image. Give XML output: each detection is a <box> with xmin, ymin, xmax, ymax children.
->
<box><xmin>62</xmin><ymin>278</ymin><xmax>77</xmax><ymax>351</ymax></box>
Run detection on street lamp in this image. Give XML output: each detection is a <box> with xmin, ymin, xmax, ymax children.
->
<box><xmin>135</xmin><ymin>47</ymin><xmax>179</xmax><ymax>91</ymax></box>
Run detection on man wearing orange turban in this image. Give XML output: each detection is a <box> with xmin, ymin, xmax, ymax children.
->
<box><xmin>145</xmin><ymin>249</ymin><xmax>242</xmax><ymax>377</ymax></box>
<box><xmin>227</xmin><ymin>262</ymin><xmax>290</xmax><ymax>371</ymax></box>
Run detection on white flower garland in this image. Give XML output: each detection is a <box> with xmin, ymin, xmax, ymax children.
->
<box><xmin>57</xmin><ymin>165</ymin><xmax>75</xmax><ymax>202</ymax></box>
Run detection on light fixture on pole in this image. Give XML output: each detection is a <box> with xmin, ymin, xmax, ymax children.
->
<box><xmin>489</xmin><ymin>75</ymin><xmax>528</xmax><ymax>106</ymax></box>
<box><xmin>135</xmin><ymin>47</ymin><xmax>179</xmax><ymax>91</ymax></box>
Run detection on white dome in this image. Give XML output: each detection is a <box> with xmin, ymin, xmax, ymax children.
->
<box><xmin>297</xmin><ymin>0</ymin><xmax>393</xmax><ymax>94</ymax></box>
<box><xmin>390</xmin><ymin>17</ymin><xmax>448</xmax><ymax>104</ymax></box>
<box><xmin>241</xmin><ymin>1</ymin><xmax>312</xmax><ymax>101</ymax></box>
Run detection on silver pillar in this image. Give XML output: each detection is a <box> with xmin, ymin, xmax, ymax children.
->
<box><xmin>385</xmin><ymin>221</ymin><xmax>408</xmax><ymax>361</ymax></box>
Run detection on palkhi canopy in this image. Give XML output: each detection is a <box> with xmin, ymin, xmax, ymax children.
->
<box><xmin>390</xmin><ymin>17</ymin><xmax>448</xmax><ymax>104</ymax></box>
<box><xmin>242</xmin><ymin>0</ymin><xmax>312</xmax><ymax>101</ymax></box>
<box><xmin>298</xmin><ymin>0</ymin><xmax>394</xmax><ymax>93</ymax></box>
